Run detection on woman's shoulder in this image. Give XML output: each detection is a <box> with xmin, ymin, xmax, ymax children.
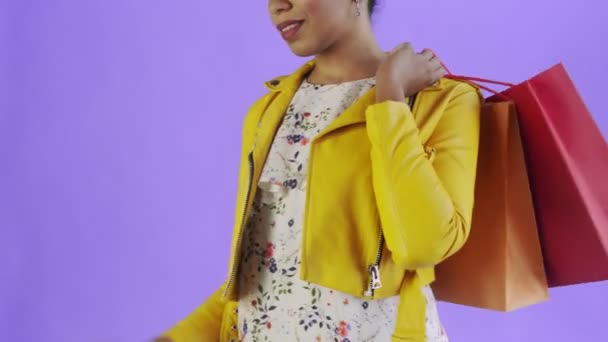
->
<box><xmin>435</xmin><ymin>77</ymin><xmax>481</xmax><ymax>98</ymax></box>
<box><xmin>413</xmin><ymin>78</ymin><xmax>483</xmax><ymax>129</ymax></box>
<box><xmin>418</xmin><ymin>77</ymin><xmax>483</xmax><ymax>113</ymax></box>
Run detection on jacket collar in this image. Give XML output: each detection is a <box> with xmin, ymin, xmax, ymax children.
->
<box><xmin>259</xmin><ymin>59</ymin><xmax>446</xmax><ymax>140</ymax></box>
<box><xmin>263</xmin><ymin>59</ymin><xmax>446</xmax><ymax>92</ymax></box>
<box><xmin>264</xmin><ymin>60</ymin><xmax>315</xmax><ymax>92</ymax></box>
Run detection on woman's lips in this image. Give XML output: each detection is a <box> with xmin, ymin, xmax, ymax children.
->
<box><xmin>277</xmin><ymin>20</ymin><xmax>304</xmax><ymax>41</ymax></box>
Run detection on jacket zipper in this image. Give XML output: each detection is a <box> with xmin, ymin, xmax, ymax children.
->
<box><xmin>223</xmin><ymin>92</ymin><xmax>279</xmax><ymax>298</ymax></box>
<box><xmin>224</xmin><ymin>151</ymin><xmax>255</xmax><ymax>297</ymax></box>
<box><xmin>364</xmin><ymin>94</ymin><xmax>417</xmax><ymax>298</ymax></box>
<box><xmin>364</xmin><ymin>230</ymin><xmax>384</xmax><ymax>297</ymax></box>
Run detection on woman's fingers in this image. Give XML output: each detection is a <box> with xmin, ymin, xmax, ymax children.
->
<box><xmin>433</xmin><ymin>66</ymin><xmax>447</xmax><ymax>83</ymax></box>
<box><xmin>428</xmin><ymin>57</ymin><xmax>442</xmax><ymax>70</ymax></box>
<box><xmin>420</xmin><ymin>49</ymin><xmax>434</xmax><ymax>61</ymax></box>
<box><xmin>426</xmin><ymin>55</ymin><xmax>447</xmax><ymax>82</ymax></box>
<box><xmin>391</xmin><ymin>42</ymin><xmax>414</xmax><ymax>54</ymax></box>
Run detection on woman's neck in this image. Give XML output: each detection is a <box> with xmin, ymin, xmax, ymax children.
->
<box><xmin>307</xmin><ymin>31</ymin><xmax>385</xmax><ymax>85</ymax></box>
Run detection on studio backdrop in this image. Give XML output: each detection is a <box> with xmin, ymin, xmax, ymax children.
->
<box><xmin>1</xmin><ymin>0</ymin><xmax>606</xmax><ymax>341</ymax></box>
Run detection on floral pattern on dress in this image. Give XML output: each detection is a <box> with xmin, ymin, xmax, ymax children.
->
<box><xmin>237</xmin><ymin>77</ymin><xmax>448</xmax><ymax>341</ymax></box>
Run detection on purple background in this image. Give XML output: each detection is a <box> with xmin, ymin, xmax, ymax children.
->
<box><xmin>1</xmin><ymin>0</ymin><xmax>607</xmax><ymax>341</ymax></box>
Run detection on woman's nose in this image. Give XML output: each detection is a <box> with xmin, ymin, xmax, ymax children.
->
<box><xmin>268</xmin><ymin>0</ymin><xmax>292</xmax><ymax>16</ymax></box>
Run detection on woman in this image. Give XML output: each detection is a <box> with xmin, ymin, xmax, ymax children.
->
<box><xmin>159</xmin><ymin>0</ymin><xmax>482</xmax><ymax>341</ymax></box>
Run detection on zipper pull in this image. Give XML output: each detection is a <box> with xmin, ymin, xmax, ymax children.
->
<box><xmin>364</xmin><ymin>264</ymin><xmax>383</xmax><ymax>297</ymax></box>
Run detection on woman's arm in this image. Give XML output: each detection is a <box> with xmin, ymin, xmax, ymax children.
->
<box><xmin>366</xmin><ymin>84</ymin><xmax>482</xmax><ymax>270</ymax></box>
<box><xmin>158</xmin><ymin>283</ymin><xmax>228</xmax><ymax>342</ymax></box>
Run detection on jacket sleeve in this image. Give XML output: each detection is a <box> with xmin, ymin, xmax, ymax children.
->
<box><xmin>366</xmin><ymin>84</ymin><xmax>482</xmax><ymax>270</ymax></box>
<box><xmin>161</xmin><ymin>283</ymin><xmax>228</xmax><ymax>342</ymax></box>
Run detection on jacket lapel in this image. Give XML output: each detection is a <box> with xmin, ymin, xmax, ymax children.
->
<box><xmin>250</xmin><ymin>62</ymin><xmax>314</xmax><ymax>183</ymax></box>
<box><xmin>316</xmin><ymin>87</ymin><xmax>376</xmax><ymax>140</ymax></box>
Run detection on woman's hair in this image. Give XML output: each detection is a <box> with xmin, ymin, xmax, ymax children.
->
<box><xmin>368</xmin><ymin>0</ymin><xmax>378</xmax><ymax>16</ymax></box>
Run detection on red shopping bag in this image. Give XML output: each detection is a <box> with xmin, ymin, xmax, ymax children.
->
<box><xmin>448</xmin><ymin>63</ymin><xmax>608</xmax><ymax>287</ymax></box>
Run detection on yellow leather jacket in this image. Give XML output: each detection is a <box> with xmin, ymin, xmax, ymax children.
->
<box><xmin>164</xmin><ymin>61</ymin><xmax>482</xmax><ymax>341</ymax></box>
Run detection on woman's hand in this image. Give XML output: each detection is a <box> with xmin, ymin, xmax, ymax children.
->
<box><xmin>375</xmin><ymin>43</ymin><xmax>447</xmax><ymax>103</ymax></box>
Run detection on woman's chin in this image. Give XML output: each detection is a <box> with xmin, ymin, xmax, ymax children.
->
<box><xmin>286</xmin><ymin>41</ymin><xmax>318</xmax><ymax>58</ymax></box>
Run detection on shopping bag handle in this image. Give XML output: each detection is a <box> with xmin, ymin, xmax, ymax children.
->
<box><xmin>445</xmin><ymin>75</ymin><xmax>513</xmax><ymax>101</ymax></box>
<box><xmin>430</xmin><ymin>50</ymin><xmax>515</xmax><ymax>100</ymax></box>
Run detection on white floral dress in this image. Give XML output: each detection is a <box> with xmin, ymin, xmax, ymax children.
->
<box><xmin>237</xmin><ymin>78</ymin><xmax>448</xmax><ymax>342</ymax></box>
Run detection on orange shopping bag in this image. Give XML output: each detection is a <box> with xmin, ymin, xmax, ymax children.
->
<box><xmin>432</xmin><ymin>101</ymin><xmax>549</xmax><ymax>311</ymax></box>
